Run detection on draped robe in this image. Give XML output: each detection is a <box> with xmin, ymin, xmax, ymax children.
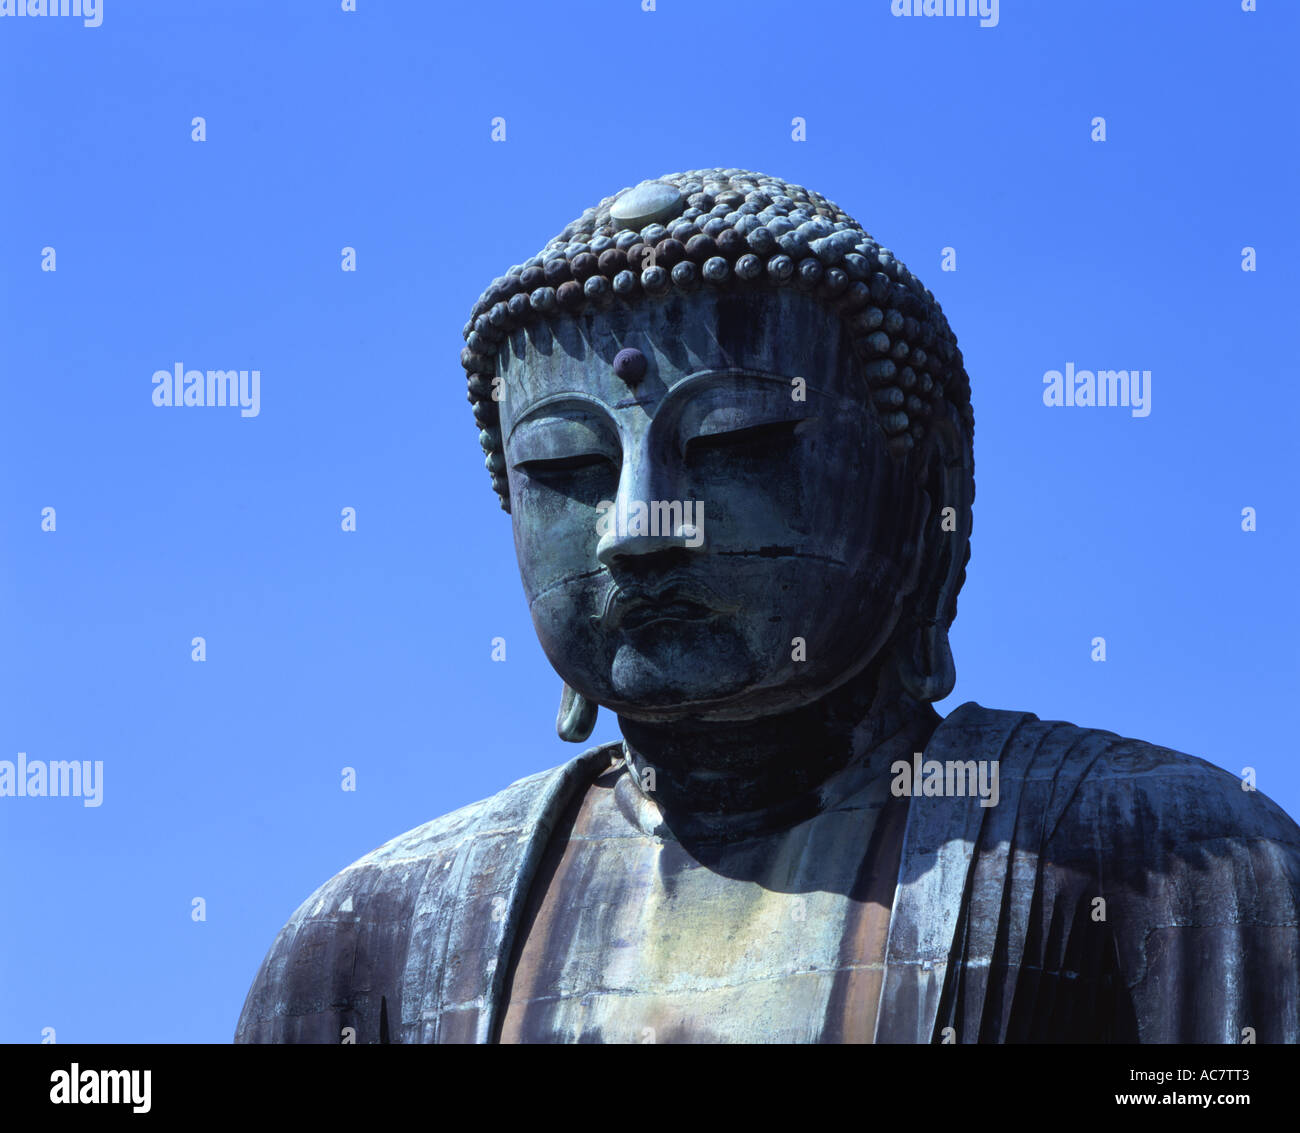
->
<box><xmin>234</xmin><ymin>702</ymin><xmax>1300</xmax><ymax>1043</ymax></box>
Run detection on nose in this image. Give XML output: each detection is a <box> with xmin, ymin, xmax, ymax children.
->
<box><xmin>596</xmin><ymin>522</ymin><xmax>694</xmax><ymax>568</ymax></box>
<box><xmin>595</xmin><ymin>433</ymin><xmax>700</xmax><ymax>568</ymax></box>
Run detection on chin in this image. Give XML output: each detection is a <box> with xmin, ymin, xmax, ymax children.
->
<box><xmin>597</xmin><ymin>621</ymin><xmax>758</xmax><ymax>712</ymax></box>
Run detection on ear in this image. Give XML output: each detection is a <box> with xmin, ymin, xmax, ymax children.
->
<box><xmin>894</xmin><ymin>413</ymin><xmax>973</xmax><ymax>703</ymax></box>
<box><xmin>557</xmin><ymin>681</ymin><xmax>599</xmax><ymax>743</ymax></box>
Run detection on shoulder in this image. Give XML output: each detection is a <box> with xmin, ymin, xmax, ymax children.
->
<box><xmin>946</xmin><ymin>703</ymin><xmax>1300</xmax><ymax>1040</ymax></box>
<box><xmin>951</xmin><ymin>700</ymin><xmax>1300</xmax><ymax>880</ymax></box>
<box><xmin>234</xmin><ymin>745</ymin><xmax>616</xmax><ymax>1043</ymax></box>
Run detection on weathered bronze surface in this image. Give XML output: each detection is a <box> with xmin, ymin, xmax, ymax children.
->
<box><xmin>236</xmin><ymin>169</ymin><xmax>1300</xmax><ymax>1043</ymax></box>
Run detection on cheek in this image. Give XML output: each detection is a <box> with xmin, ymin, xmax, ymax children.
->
<box><xmin>779</xmin><ymin>425</ymin><xmax>915</xmax><ymax>653</ymax></box>
<box><xmin>508</xmin><ymin>475</ymin><xmax>604</xmax><ymax>603</ymax></box>
<box><xmin>764</xmin><ymin>416</ymin><xmax>896</xmax><ymax>564</ymax></box>
<box><xmin>526</xmin><ymin>581</ymin><xmax>621</xmax><ymax>703</ymax></box>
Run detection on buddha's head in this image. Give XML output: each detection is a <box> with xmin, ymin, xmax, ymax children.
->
<box><xmin>460</xmin><ymin>169</ymin><xmax>975</xmax><ymax>739</ymax></box>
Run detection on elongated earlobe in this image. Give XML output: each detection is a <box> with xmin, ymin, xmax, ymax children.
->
<box><xmin>896</xmin><ymin>621</ymin><xmax>957</xmax><ymax>704</ymax></box>
<box><xmin>893</xmin><ymin>413</ymin><xmax>969</xmax><ymax>705</ymax></box>
<box><xmin>557</xmin><ymin>682</ymin><xmax>598</xmax><ymax>743</ymax></box>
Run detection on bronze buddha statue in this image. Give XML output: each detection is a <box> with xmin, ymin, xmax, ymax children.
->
<box><xmin>236</xmin><ymin>169</ymin><xmax>1300</xmax><ymax>1044</ymax></box>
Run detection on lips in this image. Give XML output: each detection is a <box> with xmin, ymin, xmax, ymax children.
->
<box><xmin>595</xmin><ymin>579</ymin><xmax>737</xmax><ymax>631</ymax></box>
<box><xmin>618</xmin><ymin>594</ymin><xmax>718</xmax><ymax>630</ymax></box>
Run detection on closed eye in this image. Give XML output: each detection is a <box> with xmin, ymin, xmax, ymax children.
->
<box><xmin>684</xmin><ymin>418</ymin><xmax>804</xmax><ymax>456</ymax></box>
<box><xmin>514</xmin><ymin>453</ymin><xmax>617</xmax><ymax>476</ymax></box>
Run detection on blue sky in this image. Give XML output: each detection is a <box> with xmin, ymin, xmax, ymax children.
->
<box><xmin>1</xmin><ymin>0</ymin><xmax>1296</xmax><ymax>1042</ymax></box>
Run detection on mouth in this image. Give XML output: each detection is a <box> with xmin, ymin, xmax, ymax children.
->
<box><xmin>594</xmin><ymin>579</ymin><xmax>739</xmax><ymax>631</ymax></box>
<box><xmin>619</xmin><ymin>595</ymin><xmax>719</xmax><ymax>630</ymax></box>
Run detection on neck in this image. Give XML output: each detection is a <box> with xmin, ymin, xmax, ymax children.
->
<box><xmin>617</xmin><ymin>660</ymin><xmax>940</xmax><ymax>839</ymax></box>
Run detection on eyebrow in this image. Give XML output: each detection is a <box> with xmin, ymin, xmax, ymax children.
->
<box><xmin>507</xmin><ymin>368</ymin><xmax>824</xmax><ymax>440</ymax></box>
<box><xmin>506</xmin><ymin>394</ymin><xmax>613</xmax><ymax>443</ymax></box>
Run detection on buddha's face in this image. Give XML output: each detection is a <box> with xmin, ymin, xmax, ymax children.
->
<box><xmin>498</xmin><ymin>288</ymin><xmax>924</xmax><ymax>723</ymax></box>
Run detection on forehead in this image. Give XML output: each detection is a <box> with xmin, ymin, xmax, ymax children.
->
<box><xmin>497</xmin><ymin>289</ymin><xmax>853</xmax><ymax>431</ymax></box>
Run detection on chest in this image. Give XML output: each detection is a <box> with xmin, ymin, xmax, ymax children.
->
<box><xmin>497</xmin><ymin>770</ymin><xmax>906</xmax><ymax>1043</ymax></box>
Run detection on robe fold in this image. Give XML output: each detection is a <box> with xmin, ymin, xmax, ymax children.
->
<box><xmin>235</xmin><ymin>702</ymin><xmax>1300</xmax><ymax>1043</ymax></box>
